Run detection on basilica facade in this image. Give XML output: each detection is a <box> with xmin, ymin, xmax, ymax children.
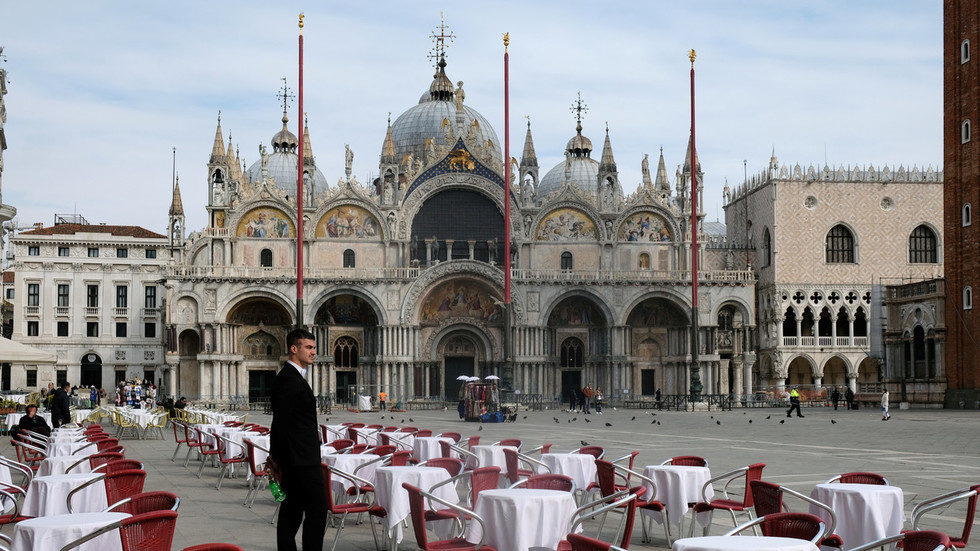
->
<box><xmin>164</xmin><ymin>51</ymin><xmax>756</xmax><ymax>405</ymax></box>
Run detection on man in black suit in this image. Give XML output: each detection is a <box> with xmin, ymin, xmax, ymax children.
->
<box><xmin>268</xmin><ymin>328</ymin><xmax>326</xmax><ymax>551</ymax></box>
<box><xmin>50</xmin><ymin>382</ymin><xmax>71</xmax><ymax>428</ymax></box>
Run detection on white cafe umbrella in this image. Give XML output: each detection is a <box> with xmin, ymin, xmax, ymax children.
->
<box><xmin>467</xmin><ymin>376</ymin><xmax>481</xmax><ymax>382</ymax></box>
<box><xmin>456</xmin><ymin>375</ymin><xmax>470</xmax><ymax>381</ymax></box>
<box><xmin>484</xmin><ymin>375</ymin><xmax>500</xmax><ymax>380</ymax></box>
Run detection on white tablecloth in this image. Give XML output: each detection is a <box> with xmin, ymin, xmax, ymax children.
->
<box><xmin>244</xmin><ymin>435</ymin><xmax>270</xmax><ymax>482</ymax></box>
<box><xmin>354</xmin><ymin>427</ymin><xmax>381</xmax><ymax>446</ymax></box>
<box><xmin>5</xmin><ymin>412</ymin><xmax>52</xmax><ymax>430</ymax></box>
<box><xmin>643</xmin><ymin>465</ymin><xmax>714</xmax><ymax>527</ymax></box>
<box><xmin>73</xmin><ymin>409</ymin><xmax>94</xmax><ymax>423</ymax></box>
<box><xmin>673</xmin><ymin>536</ymin><xmax>818</xmax><ymax>551</ymax></box>
<box><xmin>322</xmin><ymin>425</ymin><xmax>348</xmax><ymax>443</ymax></box>
<box><xmin>533</xmin><ymin>453</ymin><xmax>596</xmax><ymax>491</ymax></box>
<box><xmin>373</xmin><ymin>466</ymin><xmax>457</xmax><ymax>543</ymax></box>
<box><xmin>414</xmin><ymin>437</ymin><xmax>457</xmax><ymax>462</ymax></box>
<box><xmin>380</xmin><ymin>431</ymin><xmax>415</xmax><ymax>451</ymax></box>
<box><xmin>12</xmin><ymin>512</ymin><xmax>128</xmax><ymax>551</ymax></box>
<box><xmin>466</xmin><ymin>488</ymin><xmax>578</xmax><ymax>551</ymax></box>
<box><xmin>46</xmin><ymin>440</ymin><xmax>97</xmax><ymax>458</ymax></box>
<box><xmin>22</xmin><ymin>473</ymin><xmax>108</xmax><ymax>517</ymax></box>
<box><xmin>357</xmin><ymin>395</ymin><xmax>372</xmax><ymax>411</ymax></box>
<box><xmin>809</xmin><ymin>483</ymin><xmax>904</xmax><ymax>549</ymax></box>
<box><xmin>186</xmin><ymin>408</ymin><xmax>238</xmax><ymax>425</ymax></box>
<box><xmin>37</xmin><ymin>456</ymin><xmax>92</xmax><ymax>477</ymax></box>
<box><xmin>466</xmin><ymin>445</ymin><xmax>516</xmax><ymax>470</ymax></box>
<box><xmin>323</xmin><ymin>454</ymin><xmax>379</xmax><ymax>494</ymax></box>
<box><xmin>192</xmin><ymin>424</ymin><xmax>226</xmax><ymax>448</ymax></box>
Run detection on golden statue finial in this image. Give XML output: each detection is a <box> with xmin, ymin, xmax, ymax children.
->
<box><xmin>688</xmin><ymin>49</ymin><xmax>696</xmax><ymax>65</ymax></box>
<box><xmin>503</xmin><ymin>32</ymin><xmax>510</xmax><ymax>52</ymax></box>
<box><xmin>298</xmin><ymin>13</ymin><xmax>305</xmax><ymax>32</ymax></box>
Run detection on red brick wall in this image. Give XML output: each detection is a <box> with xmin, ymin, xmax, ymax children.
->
<box><xmin>944</xmin><ymin>0</ymin><xmax>980</xmax><ymax>392</ymax></box>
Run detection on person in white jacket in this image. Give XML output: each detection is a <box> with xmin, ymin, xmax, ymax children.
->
<box><xmin>881</xmin><ymin>389</ymin><xmax>890</xmax><ymax>420</ymax></box>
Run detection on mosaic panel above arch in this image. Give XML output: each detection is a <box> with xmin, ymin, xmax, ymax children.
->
<box><xmin>315</xmin><ymin>205</ymin><xmax>381</xmax><ymax>239</ymax></box>
<box><xmin>419</xmin><ymin>279</ymin><xmax>502</xmax><ymax>325</ymax></box>
<box><xmin>535</xmin><ymin>208</ymin><xmax>598</xmax><ymax>241</ymax></box>
<box><xmin>618</xmin><ymin>211</ymin><xmax>673</xmax><ymax>242</ymax></box>
<box><xmin>236</xmin><ymin>207</ymin><xmax>295</xmax><ymax>238</ymax></box>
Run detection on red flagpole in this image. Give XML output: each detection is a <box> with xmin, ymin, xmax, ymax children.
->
<box><xmin>688</xmin><ymin>49</ymin><xmax>702</xmax><ymax>400</ymax></box>
<box><xmin>296</xmin><ymin>13</ymin><xmax>305</xmax><ymax>328</ymax></box>
<box><xmin>503</xmin><ymin>33</ymin><xmax>513</xmax><ymax>385</ymax></box>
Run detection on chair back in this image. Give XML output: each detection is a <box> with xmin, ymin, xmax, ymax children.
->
<box><xmin>503</xmin><ymin>447</ymin><xmax>522</xmax><ymax>484</ymax></box>
<box><xmin>105</xmin><ymin>469</ymin><xmax>147</xmax><ymax>506</ymax></box>
<box><xmin>183</xmin><ymin>424</ymin><xmax>199</xmax><ymax>445</ymax></box>
<box><xmin>565</xmin><ymin>533</ymin><xmax>613</xmax><ymax>551</ymax></box>
<box><xmin>595</xmin><ymin>459</ymin><xmax>618</xmax><ymax>497</ymax></box>
<box><xmin>466</xmin><ymin>435</ymin><xmax>480</xmax><ymax>449</ymax></box>
<box><xmin>366</xmin><ymin>424</ymin><xmax>383</xmax><ymax>430</ymax></box>
<box><xmin>89</xmin><ymin>452</ymin><xmax>125</xmax><ymax>471</ymax></box>
<box><xmin>902</xmin><ymin>530</ymin><xmax>954</xmax><ymax>551</ymax></box>
<box><xmin>670</xmin><ymin>455</ymin><xmax>708</xmax><ymax>467</ymax></box>
<box><xmin>958</xmin><ymin>485</ymin><xmax>980</xmax><ymax>545</ymax></box>
<box><xmin>750</xmin><ymin>480</ymin><xmax>784</xmax><ymax>516</ymax></box>
<box><xmin>326</xmin><ymin>439</ymin><xmax>354</xmax><ymax>452</ymax></box>
<box><xmin>389</xmin><ymin>450</ymin><xmax>412</xmax><ymax>466</ymax></box>
<box><xmin>576</xmin><ymin>446</ymin><xmax>604</xmax><ymax>459</ymax></box>
<box><xmin>739</xmin><ymin>463</ymin><xmax>766</xmax><ymax>507</ymax></box>
<box><xmin>119</xmin><ymin>510</ymin><xmax>178</xmax><ymax>551</ymax></box>
<box><xmin>171</xmin><ymin>422</ymin><xmax>186</xmax><ymax>443</ymax></box>
<box><xmin>402</xmin><ymin>483</ymin><xmax>431</xmax><ymax>548</ymax></box>
<box><xmin>522</xmin><ymin>474</ymin><xmax>574</xmax><ymax>492</ymax></box>
<box><xmin>370</xmin><ymin>445</ymin><xmax>397</xmax><ymax>456</ymax></box>
<box><xmin>96</xmin><ymin>438</ymin><xmax>120</xmax><ymax>452</ymax></box>
<box><xmin>103</xmin><ymin>445</ymin><xmax>126</xmax><ymax>455</ymax></box>
<box><xmin>415</xmin><ymin>429</ymin><xmax>432</xmax><ymax>437</ymax></box>
<box><xmin>759</xmin><ymin>512</ymin><xmax>824</xmax><ymax>542</ymax></box>
<box><xmin>100</xmin><ymin>459</ymin><xmax>144</xmax><ymax>474</ymax></box>
<box><xmin>839</xmin><ymin>472</ymin><xmax>888</xmax><ymax>485</ymax></box>
<box><xmin>378</xmin><ymin>433</ymin><xmax>391</xmax><ymax>446</ymax></box>
<box><xmin>498</xmin><ymin>438</ymin><xmax>522</xmax><ymax>450</ymax></box>
<box><xmin>439</xmin><ymin>440</ymin><xmax>454</xmax><ymax>459</ymax></box>
<box><xmin>349</xmin><ymin>444</ymin><xmax>368</xmax><ymax>454</ymax></box>
<box><xmin>470</xmin><ymin>466</ymin><xmax>501</xmax><ymax>504</ymax></box>
<box><xmin>438</xmin><ymin>432</ymin><xmax>462</xmax><ymax>443</ymax></box>
<box><xmin>222</xmin><ymin>421</ymin><xmax>241</xmax><ymax>427</ymax></box>
<box><xmin>399</xmin><ymin>427</ymin><xmax>417</xmax><ymax>433</ymax></box>
<box><xmin>347</xmin><ymin>427</ymin><xmax>361</xmax><ymax>441</ymax></box>
<box><xmin>113</xmin><ymin>491</ymin><xmax>180</xmax><ymax>515</ymax></box>
<box><xmin>383</xmin><ymin>426</ymin><xmax>399</xmax><ymax>432</ymax></box>
<box><xmin>244</xmin><ymin>440</ymin><xmax>266</xmax><ymax>477</ymax></box>
<box><xmin>424</xmin><ymin>458</ymin><xmax>463</xmax><ymax>477</ymax></box>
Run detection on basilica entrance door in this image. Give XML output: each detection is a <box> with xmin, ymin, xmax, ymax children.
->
<box><xmin>444</xmin><ymin>357</ymin><xmax>473</xmax><ymax>402</ymax></box>
<box><xmin>561</xmin><ymin>370</ymin><xmax>582</xmax><ymax>404</ymax></box>
<box><xmin>336</xmin><ymin>372</ymin><xmax>357</xmax><ymax>405</ymax></box>
<box><xmin>248</xmin><ymin>370</ymin><xmax>276</xmax><ymax>402</ymax></box>
<box><xmin>81</xmin><ymin>354</ymin><xmax>103</xmax><ymax>389</ymax></box>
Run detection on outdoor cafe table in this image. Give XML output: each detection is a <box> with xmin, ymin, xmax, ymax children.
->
<box><xmin>354</xmin><ymin>427</ymin><xmax>382</xmax><ymax>446</ymax></box>
<box><xmin>809</xmin><ymin>483</ymin><xmax>905</xmax><ymax>549</ymax></box>
<box><xmin>322</xmin><ymin>425</ymin><xmax>347</xmax><ymax>443</ymax></box>
<box><xmin>673</xmin><ymin>536</ymin><xmax>818</xmax><ymax>551</ymax></box>
<box><xmin>37</xmin><ymin>455</ymin><xmax>91</xmax><ymax>477</ymax></box>
<box><xmin>465</xmin><ymin>488</ymin><xmax>578</xmax><ymax>551</ymax></box>
<box><xmin>465</xmin><ymin>445</ymin><xmax>516</xmax><ymax>470</ymax></box>
<box><xmin>22</xmin><ymin>473</ymin><xmax>108</xmax><ymax>517</ymax></box>
<box><xmin>12</xmin><ymin>512</ymin><xmax>128</xmax><ymax>551</ymax></box>
<box><xmin>413</xmin><ymin>437</ymin><xmax>456</xmax><ymax>462</ymax></box>
<box><xmin>243</xmin><ymin>434</ymin><xmax>270</xmax><ymax>482</ymax></box>
<box><xmin>322</xmin><ymin>453</ymin><xmax>380</xmax><ymax>494</ymax></box>
<box><xmin>380</xmin><ymin>431</ymin><xmax>415</xmax><ymax>451</ymax></box>
<box><xmin>642</xmin><ymin>465</ymin><xmax>714</xmax><ymax>528</ymax></box>
<box><xmin>533</xmin><ymin>453</ymin><xmax>597</xmax><ymax>491</ymax></box>
<box><xmin>373</xmin><ymin>465</ymin><xmax>457</xmax><ymax>543</ymax></box>
<box><xmin>46</xmin><ymin>440</ymin><xmax>97</xmax><ymax>458</ymax></box>
<box><xmin>4</xmin><ymin>412</ymin><xmax>52</xmax><ymax>431</ymax></box>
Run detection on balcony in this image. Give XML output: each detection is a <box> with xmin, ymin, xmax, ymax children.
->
<box><xmin>113</xmin><ymin>307</ymin><xmax>129</xmax><ymax>318</ymax></box>
<box><xmin>782</xmin><ymin>337</ymin><xmax>798</xmax><ymax>346</ymax></box>
<box><xmin>817</xmin><ymin>337</ymin><xmax>833</xmax><ymax>347</ymax></box>
<box><xmin>54</xmin><ymin>306</ymin><xmax>71</xmax><ymax>317</ymax></box>
<box><xmin>84</xmin><ymin>307</ymin><xmax>100</xmax><ymax>318</ymax></box>
<box><xmin>141</xmin><ymin>307</ymin><xmax>159</xmax><ymax>318</ymax></box>
<box><xmin>835</xmin><ymin>336</ymin><xmax>850</xmax><ymax>347</ymax></box>
<box><xmin>800</xmin><ymin>336</ymin><xmax>815</xmax><ymax>347</ymax></box>
<box><xmin>780</xmin><ymin>335</ymin><xmax>870</xmax><ymax>349</ymax></box>
<box><xmin>24</xmin><ymin>306</ymin><xmax>39</xmax><ymax>317</ymax></box>
<box><xmin>853</xmin><ymin>336</ymin><xmax>868</xmax><ymax>347</ymax></box>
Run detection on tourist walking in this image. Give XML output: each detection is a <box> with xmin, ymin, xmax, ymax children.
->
<box><xmin>830</xmin><ymin>387</ymin><xmax>841</xmax><ymax>410</ymax></box>
<box><xmin>786</xmin><ymin>385</ymin><xmax>804</xmax><ymax>418</ymax></box>
<box><xmin>881</xmin><ymin>388</ymin><xmax>890</xmax><ymax>420</ymax></box>
<box><xmin>582</xmin><ymin>385</ymin><xmax>593</xmax><ymax>414</ymax></box>
<box><xmin>656</xmin><ymin>387</ymin><xmax>663</xmax><ymax>410</ymax></box>
<box><xmin>567</xmin><ymin>388</ymin><xmax>577</xmax><ymax>412</ymax></box>
<box><xmin>269</xmin><ymin>329</ymin><xmax>327</xmax><ymax>551</ymax></box>
<box><xmin>594</xmin><ymin>386</ymin><xmax>603</xmax><ymax>414</ymax></box>
<box><xmin>844</xmin><ymin>387</ymin><xmax>855</xmax><ymax>410</ymax></box>
<box><xmin>50</xmin><ymin>382</ymin><xmax>71</xmax><ymax>428</ymax></box>
<box><xmin>378</xmin><ymin>390</ymin><xmax>387</xmax><ymax>411</ymax></box>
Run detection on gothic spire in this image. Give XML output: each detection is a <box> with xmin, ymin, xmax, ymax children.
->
<box><xmin>381</xmin><ymin>112</ymin><xmax>397</xmax><ymax>164</ymax></box>
<box><xmin>682</xmin><ymin>133</ymin><xmax>700</xmax><ymax>173</ymax></box>
<box><xmin>302</xmin><ymin>113</ymin><xmax>314</xmax><ymax>165</ymax></box>
<box><xmin>655</xmin><ymin>146</ymin><xmax>670</xmax><ymax>190</ymax></box>
<box><xmin>599</xmin><ymin>123</ymin><xmax>616</xmax><ymax>172</ymax></box>
<box><xmin>169</xmin><ymin>175</ymin><xmax>184</xmax><ymax>216</ymax></box>
<box><xmin>520</xmin><ymin>117</ymin><xmax>537</xmax><ymax>168</ymax></box>
<box><xmin>210</xmin><ymin>112</ymin><xmax>225</xmax><ymax>163</ymax></box>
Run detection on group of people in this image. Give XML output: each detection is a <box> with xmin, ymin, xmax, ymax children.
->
<box><xmin>39</xmin><ymin>382</ymin><xmax>105</xmax><ymax>409</ymax></box>
<box><xmin>791</xmin><ymin>385</ymin><xmax>892</xmax><ymax>420</ymax></box>
<box><xmin>567</xmin><ymin>384</ymin><xmax>604</xmax><ymax>414</ymax></box>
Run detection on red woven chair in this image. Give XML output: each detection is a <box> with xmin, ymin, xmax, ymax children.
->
<box><xmin>61</xmin><ymin>510</ymin><xmax>178</xmax><ymax>551</ymax></box>
<box><xmin>348</xmin><ymin>443</ymin><xmax>369</xmax><ymax>454</ymax></box>
<box><xmin>827</xmin><ymin>472</ymin><xmax>888</xmax><ymax>485</ymax></box>
<box><xmin>557</xmin><ymin>490</ymin><xmax>638</xmax><ymax>551</ymax></box>
<box><xmin>242</xmin><ymin>439</ymin><xmax>269</xmax><ymax>508</ymax></box>
<box><xmin>399</xmin><ymin>427</ymin><xmax>418</xmax><ymax>433</ymax></box>
<box><xmin>195</xmin><ymin>429</ymin><xmax>221</xmax><ymax>478</ymax></box>
<box><xmin>183</xmin><ymin>545</ymin><xmax>244</xmax><ymax>551</ymax></box>
<box><xmin>324</xmin><ymin>439</ymin><xmax>354</xmax><ymax>452</ymax></box>
<box><xmin>440</xmin><ymin>440</ymin><xmax>456</xmax><ymax>459</ymax></box>
<box><xmin>366</xmin><ymin>424</ymin><xmax>384</xmax><ymax>430</ymax></box>
<box><xmin>403</xmin><ymin>482</ymin><xmax>496</xmax><ymax>550</ymax></box>
<box><xmin>65</xmin><ymin>451</ymin><xmax>121</xmax><ymax>474</ymax></box>
<box><xmin>0</xmin><ymin>487</ymin><xmax>33</xmax><ymax>528</ymax></box>
<box><xmin>369</xmin><ymin>445</ymin><xmax>397</xmax><ymax>456</ymax></box>
<box><xmin>212</xmin><ymin>434</ymin><xmax>247</xmax><ymax>489</ymax></box>
<box><xmin>662</xmin><ymin>455</ymin><xmax>708</xmax><ymax>467</ymax></box>
<box><xmin>105</xmin><ymin>491</ymin><xmax>180</xmax><ymax>515</ymax></box>
<box><xmin>383</xmin><ymin>426</ymin><xmax>399</xmax><ymax>432</ymax></box>
<box><xmin>96</xmin><ymin>459</ymin><xmax>145</xmax><ymax>475</ymax></box>
<box><xmin>846</xmin><ymin>530</ymin><xmax>952</xmax><ymax>551</ymax></box>
<box><xmin>575</xmin><ymin>446</ymin><xmax>605</xmax><ymax>459</ymax></box>
<box><xmin>466</xmin><ymin>436</ymin><xmax>480</xmax><ymax>449</ymax></box>
<box><xmin>749</xmin><ymin>480</ymin><xmax>842</xmax><ymax>548</ymax></box>
<box><xmin>322</xmin><ymin>464</ymin><xmax>373</xmax><ymax>551</ymax></box>
<box><xmin>11</xmin><ymin>438</ymin><xmax>45</xmax><ymax>470</ymax></box>
<box><xmin>511</xmin><ymin>474</ymin><xmax>575</xmax><ymax>493</ymax></box>
<box><xmin>422</xmin><ymin>458</ymin><xmax>464</xmax><ymax>477</ymax></box>
<box><xmin>182</xmin><ymin>424</ymin><xmax>202</xmax><ymax>466</ymax></box>
<box><xmin>564</xmin><ymin>533</ymin><xmax>621</xmax><ymax>551</ymax></box>
<box><xmin>689</xmin><ymin>462</ymin><xmax>765</xmax><ymax>536</ymax></box>
<box><xmin>911</xmin><ymin>485</ymin><xmax>980</xmax><ymax>548</ymax></box>
<box><xmin>95</xmin><ymin>438</ymin><xmax>121</xmax><ymax>453</ymax></box>
<box><xmin>415</xmin><ymin>429</ymin><xmax>433</xmax><ymax>437</ymax></box>
<box><xmin>439</xmin><ymin>432</ymin><xmax>462</xmax><ymax>443</ymax></box>
<box><xmin>389</xmin><ymin>450</ymin><xmax>413</xmax><ymax>466</ymax></box>
<box><xmin>346</xmin><ymin>425</ymin><xmax>364</xmax><ymax>441</ymax></box>
<box><xmin>595</xmin><ymin>460</ymin><xmax>672</xmax><ymax>545</ymax></box>
<box><xmin>724</xmin><ymin>512</ymin><xmax>827</xmax><ymax>544</ymax></box>
<box><xmin>0</xmin><ymin>457</ymin><xmax>33</xmax><ymax>498</ymax></box>
<box><xmin>83</xmin><ymin>424</ymin><xmax>104</xmax><ymax>433</ymax></box>
<box><xmin>495</xmin><ymin>438</ymin><xmax>522</xmax><ymax>450</ymax></box>
<box><xmin>222</xmin><ymin>421</ymin><xmax>242</xmax><ymax>427</ymax></box>
<box><xmin>170</xmin><ymin>421</ymin><xmax>188</xmax><ymax>461</ymax></box>
<box><xmin>102</xmin><ymin>444</ymin><xmax>126</xmax><ymax>455</ymax></box>
<box><xmin>503</xmin><ymin>448</ymin><xmax>542</xmax><ymax>485</ymax></box>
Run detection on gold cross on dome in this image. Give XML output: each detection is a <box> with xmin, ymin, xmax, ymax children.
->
<box><xmin>276</xmin><ymin>77</ymin><xmax>295</xmax><ymax>113</ymax></box>
<box><xmin>570</xmin><ymin>92</ymin><xmax>588</xmax><ymax>125</ymax></box>
<box><xmin>427</xmin><ymin>12</ymin><xmax>455</xmax><ymax>68</ymax></box>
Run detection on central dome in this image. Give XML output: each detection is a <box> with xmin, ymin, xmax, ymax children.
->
<box><xmin>388</xmin><ymin>58</ymin><xmax>501</xmax><ymax>165</ymax></box>
<box><xmin>538</xmin><ymin>122</ymin><xmax>599</xmax><ymax>200</ymax></box>
<box><xmin>246</xmin><ymin>112</ymin><xmax>329</xmax><ymax>197</ymax></box>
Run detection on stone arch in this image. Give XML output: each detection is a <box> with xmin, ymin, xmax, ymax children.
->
<box><xmin>821</xmin><ymin>355</ymin><xmax>849</xmax><ymax>387</ymax></box>
<box><xmin>818</xmin><ymin>354</ymin><xmax>852</xmax><ymax>378</ymax></box>
<box><xmin>242</xmin><ymin>330</ymin><xmax>282</xmax><ymax>358</ymax></box>
<box><xmin>543</xmin><ymin>290</ymin><xmax>614</xmax><ymax>328</ymax></box>
<box><xmin>174</xmin><ymin>294</ymin><xmax>201</xmax><ymax>325</ymax></box>
<box><xmin>712</xmin><ymin>298</ymin><xmax>752</xmax><ymax>323</ymax></box>
<box><xmin>308</xmin><ymin>288</ymin><xmax>386</xmax><ymax>327</ymax></box>
<box><xmin>786</xmin><ymin>354</ymin><xmax>817</xmax><ymax>385</ymax></box>
<box><xmin>534</xmin><ymin>206</ymin><xmax>600</xmax><ymax>241</ymax></box>
<box><xmin>855</xmin><ymin>355</ymin><xmax>877</xmax><ymax>384</ymax></box>
<box><xmin>613</xmin><ymin>206</ymin><xmax>680</xmax><ymax>243</ymax></box>
<box><xmin>824</xmin><ymin>221</ymin><xmax>859</xmax><ymax>263</ymax></box>
<box><xmin>416</xmin><ymin>277</ymin><xmax>503</xmax><ymax>327</ymax></box>
<box><xmin>218</xmin><ymin>289</ymin><xmax>296</xmax><ymax>324</ymax></box>
<box><xmin>400</xmin><ymin>260</ymin><xmax>525</xmax><ymax>324</ymax></box>
<box><xmin>177</xmin><ymin>329</ymin><xmax>201</xmax><ymax>397</ymax></box>
<box><xmin>233</xmin><ymin>204</ymin><xmax>297</xmax><ymax>239</ymax></box>
<box><xmin>619</xmin><ymin>290</ymin><xmax>690</xmax><ymax>326</ymax></box>
<box><xmin>425</xmin><ymin>322</ymin><xmax>497</xmax><ymax>363</ymax></box>
<box><xmin>399</xmin><ymin>172</ymin><xmax>513</xmax><ymax>236</ymax></box>
<box><xmin>908</xmin><ymin>221</ymin><xmax>942</xmax><ymax>264</ymax></box>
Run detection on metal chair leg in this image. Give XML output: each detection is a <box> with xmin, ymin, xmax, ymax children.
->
<box><xmin>330</xmin><ymin>511</ymin><xmax>348</xmax><ymax>551</ymax></box>
<box><xmin>171</xmin><ymin>443</ymin><xmax>183</xmax><ymax>461</ymax></box>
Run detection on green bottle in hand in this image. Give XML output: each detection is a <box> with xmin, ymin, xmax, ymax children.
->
<box><xmin>269</xmin><ymin>480</ymin><xmax>286</xmax><ymax>502</ymax></box>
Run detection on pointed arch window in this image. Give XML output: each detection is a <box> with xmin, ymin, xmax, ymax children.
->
<box><xmin>909</xmin><ymin>225</ymin><xmax>938</xmax><ymax>264</ymax></box>
<box><xmin>259</xmin><ymin>249</ymin><xmax>273</xmax><ymax>267</ymax></box>
<box><xmin>965</xmin><ymin>286</ymin><xmax>973</xmax><ymax>310</ymax></box>
<box><xmin>762</xmin><ymin>227</ymin><xmax>772</xmax><ymax>267</ymax></box>
<box><xmin>963</xmin><ymin>120</ymin><xmax>972</xmax><ymax>144</ymax></box>
<box><xmin>343</xmin><ymin>249</ymin><xmax>356</xmax><ymax>268</ymax></box>
<box><xmin>964</xmin><ymin>203</ymin><xmax>972</xmax><ymax>227</ymax></box>
<box><xmin>334</xmin><ymin>336</ymin><xmax>359</xmax><ymax>368</ymax></box>
<box><xmin>560</xmin><ymin>337</ymin><xmax>584</xmax><ymax>368</ymax></box>
<box><xmin>825</xmin><ymin>224</ymin><xmax>855</xmax><ymax>263</ymax></box>
<box><xmin>560</xmin><ymin>251</ymin><xmax>573</xmax><ymax>271</ymax></box>
<box><xmin>963</xmin><ymin>39</ymin><xmax>971</xmax><ymax>63</ymax></box>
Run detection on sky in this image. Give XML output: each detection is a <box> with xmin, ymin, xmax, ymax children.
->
<box><xmin>0</xmin><ymin>1</ymin><xmax>942</xmax><ymax>234</ymax></box>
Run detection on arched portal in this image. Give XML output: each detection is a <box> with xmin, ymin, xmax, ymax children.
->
<box><xmin>177</xmin><ymin>329</ymin><xmax>201</xmax><ymax>396</ymax></box>
<box><xmin>626</xmin><ymin>297</ymin><xmax>688</xmax><ymax>395</ymax></box>
<box><xmin>80</xmin><ymin>353</ymin><xmax>102</xmax><ymax>389</ymax></box>
<box><xmin>787</xmin><ymin>356</ymin><xmax>814</xmax><ymax>386</ymax></box>
<box><xmin>823</xmin><ymin>356</ymin><xmax>848</xmax><ymax>388</ymax></box>
<box><xmin>228</xmin><ymin>297</ymin><xmax>292</xmax><ymax>402</ymax></box>
<box><xmin>548</xmin><ymin>295</ymin><xmax>609</xmax><ymax>401</ymax></box>
<box><xmin>436</xmin><ymin>330</ymin><xmax>485</xmax><ymax>402</ymax></box>
<box><xmin>314</xmin><ymin>294</ymin><xmax>380</xmax><ymax>403</ymax></box>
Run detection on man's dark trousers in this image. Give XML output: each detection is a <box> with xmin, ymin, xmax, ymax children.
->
<box><xmin>277</xmin><ymin>465</ymin><xmax>327</xmax><ymax>551</ymax></box>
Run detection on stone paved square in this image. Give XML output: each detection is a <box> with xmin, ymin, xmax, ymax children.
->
<box><xmin>4</xmin><ymin>406</ymin><xmax>974</xmax><ymax>550</ymax></box>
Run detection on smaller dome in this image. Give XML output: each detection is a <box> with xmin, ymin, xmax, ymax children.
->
<box><xmin>538</xmin><ymin>156</ymin><xmax>599</xmax><ymax>199</ymax></box>
<box><xmin>272</xmin><ymin>113</ymin><xmax>298</xmax><ymax>153</ymax></box>
<box><xmin>566</xmin><ymin>122</ymin><xmax>593</xmax><ymax>156</ymax></box>
<box><xmin>428</xmin><ymin>57</ymin><xmax>455</xmax><ymax>101</ymax></box>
